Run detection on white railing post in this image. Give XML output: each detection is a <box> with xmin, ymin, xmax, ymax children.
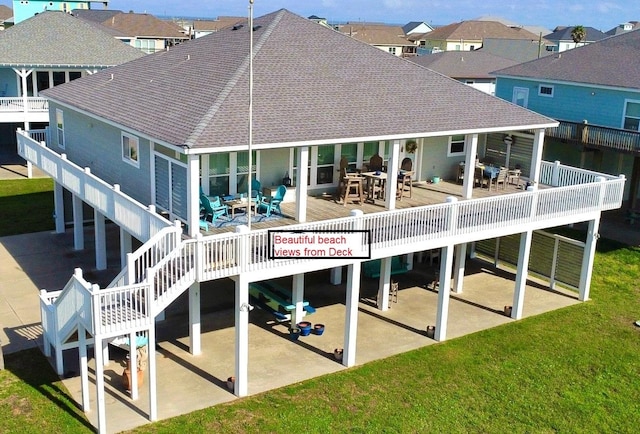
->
<box><xmin>551</xmin><ymin>160</ymin><xmax>561</xmax><ymax>187</ymax></box>
<box><xmin>236</xmin><ymin>225</ymin><xmax>250</xmax><ymax>274</ymax></box>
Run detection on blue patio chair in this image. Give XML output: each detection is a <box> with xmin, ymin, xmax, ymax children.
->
<box><xmin>200</xmin><ymin>194</ymin><xmax>228</xmax><ymax>227</ymax></box>
<box><xmin>257</xmin><ymin>185</ymin><xmax>286</xmax><ymax>217</ymax></box>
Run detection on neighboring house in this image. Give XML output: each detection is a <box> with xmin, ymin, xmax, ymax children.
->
<box><xmin>19</xmin><ymin>9</ymin><xmax>622</xmax><ymax>433</ymax></box>
<box><xmin>494</xmin><ymin>29</ymin><xmax>640</xmax><ymax>210</ymax></box>
<box><xmin>192</xmin><ymin>16</ymin><xmax>244</xmax><ymax>39</ymax></box>
<box><xmin>480</xmin><ymin>37</ymin><xmax>555</xmax><ymax>63</ymax></box>
<box><xmin>337</xmin><ymin>22</ymin><xmax>417</xmax><ymax>57</ymax></box>
<box><xmin>0</xmin><ymin>4</ymin><xmax>12</xmax><ymax>30</ymax></box>
<box><xmin>543</xmin><ymin>26</ymin><xmax>607</xmax><ymax>52</ymax></box>
<box><xmin>0</xmin><ymin>11</ymin><xmax>144</xmax><ymax>157</ymax></box>
<box><xmin>11</xmin><ymin>0</ymin><xmax>107</xmax><ymax>24</ymax></box>
<box><xmin>474</xmin><ymin>15</ymin><xmax>551</xmax><ymax>37</ymax></box>
<box><xmin>416</xmin><ymin>20</ymin><xmax>541</xmax><ymax>52</ymax></box>
<box><xmin>402</xmin><ymin>21</ymin><xmax>433</xmax><ymax>35</ymax></box>
<box><xmin>73</xmin><ymin>9</ymin><xmax>189</xmax><ymax>53</ymax></box>
<box><xmin>606</xmin><ymin>21</ymin><xmax>640</xmax><ymax>36</ymax></box>
<box><xmin>410</xmin><ymin>51</ymin><xmax>519</xmax><ymax>95</ymax></box>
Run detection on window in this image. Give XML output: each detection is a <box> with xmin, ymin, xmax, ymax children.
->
<box><xmin>341</xmin><ymin>143</ymin><xmax>358</xmax><ymax>171</ymax></box>
<box><xmin>538</xmin><ymin>84</ymin><xmax>554</xmax><ymax>97</ymax></box>
<box><xmin>121</xmin><ymin>132</ymin><xmax>139</xmax><ymax>167</ymax></box>
<box><xmin>208</xmin><ymin>153</ymin><xmax>230</xmax><ymax>197</ymax></box>
<box><xmin>53</xmin><ymin>71</ymin><xmax>66</xmax><ymax>87</ymax></box>
<box><xmin>448</xmin><ymin>135</ymin><xmax>465</xmax><ymax>156</ymax></box>
<box><xmin>388</xmin><ymin>47</ymin><xmax>397</xmax><ymax>55</ymax></box>
<box><xmin>316</xmin><ymin>145</ymin><xmax>335</xmax><ymax>185</ymax></box>
<box><xmin>56</xmin><ymin>109</ymin><xmax>64</xmax><ymax>149</ymax></box>
<box><xmin>623</xmin><ymin>100</ymin><xmax>640</xmax><ymax>131</ymax></box>
<box><xmin>512</xmin><ymin>87</ymin><xmax>529</xmax><ymax>108</ymax></box>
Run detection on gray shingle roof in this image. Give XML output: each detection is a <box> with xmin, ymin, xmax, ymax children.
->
<box><xmin>42</xmin><ymin>9</ymin><xmax>555</xmax><ymax>150</ymax></box>
<box><xmin>0</xmin><ymin>11</ymin><xmax>145</xmax><ymax>67</ymax></box>
<box><xmin>410</xmin><ymin>51</ymin><xmax>518</xmax><ymax>79</ymax></box>
<box><xmin>543</xmin><ymin>26</ymin><xmax>607</xmax><ymax>42</ymax></box>
<box><xmin>493</xmin><ymin>29</ymin><xmax>640</xmax><ymax>90</ymax></box>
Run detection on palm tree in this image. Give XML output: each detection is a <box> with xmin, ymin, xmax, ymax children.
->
<box><xmin>571</xmin><ymin>25</ymin><xmax>586</xmax><ymax>46</ymax></box>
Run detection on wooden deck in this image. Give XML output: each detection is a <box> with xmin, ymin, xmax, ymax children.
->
<box><xmin>201</xmin><ymin>179</ymin><xmax>525</xmax><ymax>235</ymax></box>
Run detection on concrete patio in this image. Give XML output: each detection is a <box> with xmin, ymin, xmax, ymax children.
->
<box><xmin>0</xmin><ymin>224</ymin><xmax>580</xmax><ymax>433</ymax></box>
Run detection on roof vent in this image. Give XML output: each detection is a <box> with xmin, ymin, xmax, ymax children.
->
<box><xmin>253</xmin><ymin>25</ymin><xmax>262</xmax><ymax>31</ymax></box>
<box><xmin>232</xmin><ymin>24</ymin><xmax>244</xmax><ymax>30</ymax></box>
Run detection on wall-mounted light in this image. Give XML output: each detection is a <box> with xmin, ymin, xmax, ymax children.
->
<box><xmin>239</xmin><ymin>303</ymin><xmax>254</xmax><ymax>312</ymax></box>
<box><xmin>503</xmin><ymin>134</ymin><xmax>514</xmax><ymax>146</ymax></box>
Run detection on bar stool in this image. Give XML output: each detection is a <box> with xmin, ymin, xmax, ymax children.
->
<box><xmin>341</xmin><ymin>175</ymin><xmax>363</xmax><ymax>206</ymax></box>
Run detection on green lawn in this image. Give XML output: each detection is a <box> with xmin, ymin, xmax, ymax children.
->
<box><xmin>0</xmin><ymin>178</ymin><xmax>54</xmax><ymax>237</ymax></box>
<box><xmin>1</xmin><ymin>178</ymin><xmax>639</xmax><ymax>432</ymax></box>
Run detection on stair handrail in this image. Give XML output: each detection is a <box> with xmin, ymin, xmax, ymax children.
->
<box><xmin>116</xmin><ymin>221</ymin><xmax>183</xmax><ymax>288</ymax></box>
<box><xmin>145</xmin><ymin>239</ymin><xmax>198</xmax><ymax>316</ymax></box>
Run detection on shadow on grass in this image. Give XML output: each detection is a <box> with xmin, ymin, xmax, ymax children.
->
<box><xmin>3</xmin><ymin>348</ymin><xmax>95</xmax><ymax>431</ymax></box>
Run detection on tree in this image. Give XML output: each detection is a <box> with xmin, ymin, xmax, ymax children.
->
<box><xmin>571</xmin><ymin>25</ymin><xmax>586</xmax><ymax>44</ymax></box>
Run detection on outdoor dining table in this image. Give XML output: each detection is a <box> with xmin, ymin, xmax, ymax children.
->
<box><xmin>361</xmin><ymin>171</ymin><xmax>387</xmax><ymax>201</ymax></box>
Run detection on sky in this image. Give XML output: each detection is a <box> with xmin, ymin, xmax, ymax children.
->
<box><xmin>0</xmin><ymin>0</ymin><xmax>638</xmax><ymax>32</ymax></box>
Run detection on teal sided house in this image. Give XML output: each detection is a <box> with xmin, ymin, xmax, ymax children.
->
<box><xmin>16</xmin><ymin>9</ymin><xmax>625</xmax><ymax>433</ymax></box>
<box><xmin>494</xmin><ymin>29</ymin><xmax>640</xmax><ymax>211</ymax></box>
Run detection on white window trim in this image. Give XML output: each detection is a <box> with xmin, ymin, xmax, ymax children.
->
<box><xmin>538</xmin><ymin>84</ymin><xmax>554</xmax><ymax>97</ymax></box>
<box><xmin>121</xmin><ymin>132</ymin><xmax>140</xmax><ymax>168</ymax></box>
<box><xmin>622</xmin><ymin>98</ymin><xmax>640</xmax><ymax>130</ymax></box>
<box><xmin>447</xmin><ymin>135</ymin><xmax>466</xmax><ymax>157</ymax></box>
<box><xmin>55</xmin><ymin>108</ymin><xmax>64</xmax><ymax>149</ymax></box>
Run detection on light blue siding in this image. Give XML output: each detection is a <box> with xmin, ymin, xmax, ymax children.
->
<box><xmin>13</xmin><ymin>1</ymin><xmax>93</xmax><ymax>24</ymax></box>
<box><xmin>48</xmin><ymin>102</ymin><xmax>153</xmax><ymax>206</ymax></box>
<box><xmin>495</xmin><ymin>77</ymin><xmax>640</xmax><ymax>129</ymax></box>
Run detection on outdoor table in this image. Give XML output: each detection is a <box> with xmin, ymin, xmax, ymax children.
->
<box><xmin>362</xmin><ymin>171</ymin><xmax>387</xmax><ymax>201</ymax></box>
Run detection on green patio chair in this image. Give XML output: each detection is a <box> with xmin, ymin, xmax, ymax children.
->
<box><xmin>200</xmin><ymin>194</ymin><xmax>228</xmax><ymax>227</ymax></box>
<box><xmin>256</xmin><ymin>185</ymin><xmax>286</xmax><ymax>217</ymax></box>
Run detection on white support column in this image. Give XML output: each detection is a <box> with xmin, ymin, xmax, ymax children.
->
<box><xmin>384</xmin><ymin>140</ymin><xmax>400</xmax><ymax>210</ymax></box>
<box><xmin>102</xmin><ymin>339</ymin><xmax>109</xmax><ymax>367</ymax></box>
<box><xmin>78</xmin><ymin>324</ymin><xmax>90</xmax><ymax>411</ymax></box>
<box><xmin>120</xmin><ymin>227</ymin><xmax>132</xmax><ymax>269</ymax></box>
<box><xmin>292</xmin><ymin>274</ymin><xmax>304</xmax><ymax>327</ymax></box>
<box><xmin>187</xmin><ymin>154</ymin><xmax>200</xmax><ymax>237</ymax></box>
<box><xmin>512</xmin><ymin>230</ymin><xmax>533</xmax><ymax>319</ymax></box>
<box><xmin>462</xmin><ymin>134</ymin><xmax>478</xmax><ymax>199</ymax></box>
<box><xmin>343</xmin><ymin>260</ymin><xmax>361</xmax><ymax>367</ymax></box>
<box><xmin>94</xmin><ymin>210</ymin><xmax>107</xmax><ymax>270</ymax></box>
<box><xmin>435</xmin><ymin>244</ymin><xmax>454</xmax><ymax>341</ymax></box>
<box><xmin>27</xmin><ymin>161</ymin><xmax>33</xmax><ymax>178</ymax></box>
<box><xmin>452</xmin><ymin>243</ymin><xmax>467</xmax><ymax>294</ymax></box>
<box><xmin>406</xmin><ymin>252</ymin><xmax>414</xmax><ymax>271</ymax></box>
<box><xmin>578</xmin><ymin>217</ymin><xmax>600</xmax><ymax>301</ymax></box>
<box><xmin>16</xmin><ymin>68</ymin><xmax>33</xmax><ymax>132</ymax></box>
<box><xmin>235</xmin><ymin>274</ymin><xmax>250</xmax><ymax>397</ymax></box>
<box><xmin>376</xmin><ymin>257</ymin><xmax>392</xmax><ymax>311</ymax></box>
<box><xmin>72</xmin><ymin>195</ymin><xmax>84</xmax><ymax>251</ymax></box>
<box><xmin>528</xmin><ymin>128</ymin><xmax>546</xmax><ymax>189</ymax></box>
<box><xmin>129</xmin><ymin>331</ymin><xmax>139</xmax><ymax>400</ymax></box>
<box><xmin>189</xmin><ymin>282</ymin><xmax>201</xmax><ymax>355</ymax></box>
<box><xmin>53</xmin><ymin>181</ymin><xmax>65</xmax><ymax>233</ymax></box>
<box><xmin>329</xmin><ymin>267</ymin><xmax>342</xmax><ymax>285</ymax></box>
<box><xmin>94</xmin><ymin>336</ymin><xmax>107</xmax><ymax>434</ymax></box>
<box><xmin>295</xmin><ymin>146</ymin><xmax>309</xmax><ymax>222</ymax></box>
<box><xmin>148</xmin><ymin>325</ymin><xmax>158</xmax><ymax>421</ymax></box>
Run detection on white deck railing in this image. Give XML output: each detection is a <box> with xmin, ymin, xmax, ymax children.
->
<box><xmin>17</xmin><ymin>129</ymin><xmax>172</xmax><ymax>242</ymax></box>
<box><xmin>31</xmin><ymin>124</ymin><xmax>626</xmax><ymax>338</ymax></box>
<box><xmin>0</xmin><ymin>97</ymin><xmax>48</xmax><ymax>112</ymax></box>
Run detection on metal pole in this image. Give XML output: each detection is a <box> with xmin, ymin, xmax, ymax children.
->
<box><xmin>247</xmin><ymin>0</ymin><xmax>254</xmax><ymax>230</ymax></box>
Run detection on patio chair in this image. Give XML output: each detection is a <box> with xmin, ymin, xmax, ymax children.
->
<box><xmin>257</xmin><ymin>185</ymin><xmax>286</xmax><ymax>217</ymax></box>
<box><xmin>397</xmin><ymin>157</ymin><xmax>413</xmax><ymax>200</ymax></box>
<box><xmin>495</xmin><ymin>167</ymin><xmax>509</xmax><ymax>190</ymax></box>
<box><xmin>369</xmin><ymin>153</ymin><xmax>383</xmax><ymax>172</ymax></box>
<box><xmin>200</xmin><ymin>194</ymin><xmax>228</xmax><ymax>226</ymax></box>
